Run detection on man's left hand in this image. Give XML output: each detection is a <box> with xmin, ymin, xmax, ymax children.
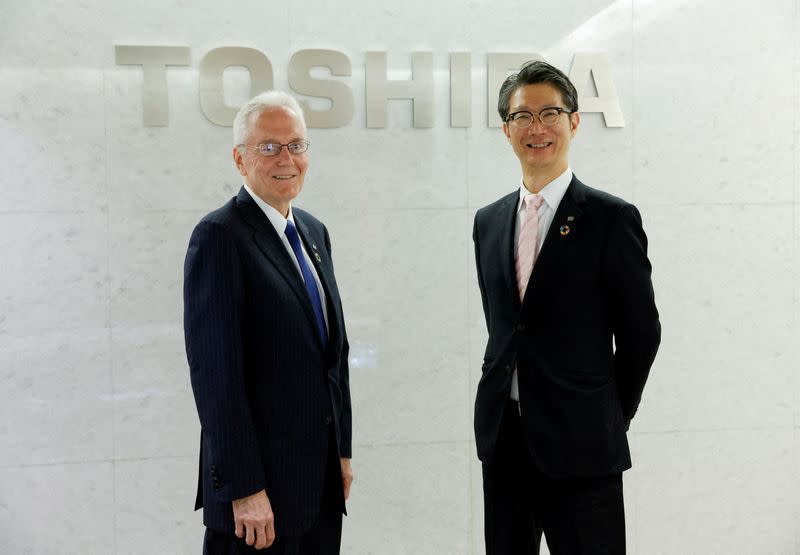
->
<box><xmin>340</xmin><ymin>458</ymin><xmax>353</xmax><ymax>500</ymax></box>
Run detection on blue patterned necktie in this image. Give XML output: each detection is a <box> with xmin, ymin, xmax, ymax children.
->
<box><xmin>284</xmin><ymin>220</ymin><xmax>328</xmax><ymax>349</ymax></box>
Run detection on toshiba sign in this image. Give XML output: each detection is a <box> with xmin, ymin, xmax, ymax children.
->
<box><xmin>115</xmin><ymin>46</ymin><xmax>625</xmax><ymax>129</ymax></box>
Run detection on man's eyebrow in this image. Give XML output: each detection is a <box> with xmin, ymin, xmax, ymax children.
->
<box><xmin>255</xmin><ymin>137</ymin><xmax>305</xmax><ymax>143</ymax></box>
<box><xmin>510</xmin><ymin>105</ymin><xmax>561</xmax><ymax>112</ymax></box>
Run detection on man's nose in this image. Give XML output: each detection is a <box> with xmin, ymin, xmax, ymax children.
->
<box><xmin>276</xmin><ymin>146</ymin><xmax>294</xmax><ymax>162</ymax></box>
<box><xmin>527</xmin><ymin>115</ymin><xmax>546</xmax><ymax>133</ymax></box>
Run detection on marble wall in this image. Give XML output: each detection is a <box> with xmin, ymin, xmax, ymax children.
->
<box><xmin>1</xmin><ymin>0</ymin><xmax>798</xmax><ymax>553</ymax></box>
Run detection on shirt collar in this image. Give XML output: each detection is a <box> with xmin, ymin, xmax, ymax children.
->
<box><xmin>517</xmin><ymin>168</ymin><xmax>573</xmax><ymax>212</ymax></box>
<box><xmin>243</xmin><ymin>183</ymin><xmax>295</xmax><ymax>235</ymax></box>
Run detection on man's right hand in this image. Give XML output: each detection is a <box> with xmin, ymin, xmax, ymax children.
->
<box><xmin>232</xmin><ymin>489</ymin><xmax>275</xmax><ymax>549</ymax></box>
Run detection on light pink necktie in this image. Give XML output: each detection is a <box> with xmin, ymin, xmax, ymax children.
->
<box><xmin>516</xmin><ymin>194</ymin><xmax>545</xmax><ymax>300</ymax></box>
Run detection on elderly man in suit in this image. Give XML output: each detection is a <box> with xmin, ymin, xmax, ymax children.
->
<box><xmin>184</xmin><ymin>90</ymin><xmax>353</xmax><ymax>554</ymax></box>
<box><xmin>472</xmin><ymin>61</ymin><xmax>660</xmax><ymax>554</ymax></box>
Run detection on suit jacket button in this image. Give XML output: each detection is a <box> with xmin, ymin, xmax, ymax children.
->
<box><xmin>323</xmin><ymin>415</ymin><xmax>332</xmax><ymax>425</ymax></box>
<box><xmin>504</xmin><ymin>364</ymin><xmax>512</xmax><ymax>374</ymax></box>
<box><xmin>516</xmin><ymin>323</ymin><xmax>527</xmax><ymax>332</ymax></box>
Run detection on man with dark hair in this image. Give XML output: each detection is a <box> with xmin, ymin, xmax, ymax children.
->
<box><xmin>472</xmin><ymin>60</ymin><xmax>660</xmax><ymax>554</ymax></box>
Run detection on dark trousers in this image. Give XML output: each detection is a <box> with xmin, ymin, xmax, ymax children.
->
<box><xmin>482</xmin><ymin>400</ymin><xmax>626</xmax><ymax>555</ymax></box>
<box><xmin>203</xmin><ymin>430</ymin><xmax>343</xmax><ymax>555</ymax></box>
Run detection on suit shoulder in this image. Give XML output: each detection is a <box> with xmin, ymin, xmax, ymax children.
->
<box><xmin>293</xmin><ymin>206</ymin><xmax>326</xmax><ymax>230</ymax></box>
<box><xmin>195</xmin><ymin>196</ymin><xmax>239</xmax><ymax>229</ymax></box>
<box><xmin>475</xmin><ymin>190</ymin><xmax>518</xmax><ymax>221</ymax></box>
<box><xmin>581</xmin><ymin>183</ymin><xmax>631</xmax><ymax>209</ymax></box>
<box><xmin>578</xmin><ymin>182</ymin><xmax>641</xmax><ymax>224</ymax></box>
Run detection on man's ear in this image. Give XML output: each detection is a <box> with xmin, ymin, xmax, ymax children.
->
<box><xmin>233</xmin><ymin>147</ymin><xmax>247</xmax><ymax>177</ymax></box>
<box><xmin>570</xmin><ymin>112</ymin><xmax>581</xmax><ymax>137</ymax></box>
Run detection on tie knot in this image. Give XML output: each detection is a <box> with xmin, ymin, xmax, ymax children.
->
<box><xmin>525</xmin><ymin>194</ymin><xmax>544</xmax><ymax>211</ymax></box>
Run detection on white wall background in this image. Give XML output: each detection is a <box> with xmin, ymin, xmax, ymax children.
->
<box><xmin>1</xmin><ymin>1</ymin><xmax>798</xmax><ymax>553</ymax></box>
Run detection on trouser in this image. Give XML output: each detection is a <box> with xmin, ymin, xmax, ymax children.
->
<box><xmin>482</xmin><ymin>400</ymin><xmax>626</xmax><ymax>555</ymax></box>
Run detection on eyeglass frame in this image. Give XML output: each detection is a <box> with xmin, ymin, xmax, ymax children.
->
<box><xmin>505</xmin><ymin>107</ymin><xmax>574</xmax><ymax>128</ymax></box>
<box><xmin>237</xmin><ymin>139</ymin><xmax>311</xmax><ymax>157</ymax></box>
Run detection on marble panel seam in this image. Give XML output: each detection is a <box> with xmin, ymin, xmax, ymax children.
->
<box><xmin>0</xmin><ymin>209</ymin><xmax>101</xmax><ymax>215</ymax></box>
<box><xmin>354</xmin><ymin>439</ymin><xmax>472</xmax><ymax>449</ymax></box>
<box><xmin>630</xmin><ymin>0</ymin><xmax>636</xmax><ymax>210</ymax></box>
<box><xmin>107</xmin><ymin>209</ymin><xmax>221</xmax><ymax>214</ymax></box>
<box><xmin>113</xmin><ymin>454</ymin><xmax>196</xmax><ymax>463</ymax></box>
<box><xmin>634</xmin><ymin>201</ymin><xmax>800</xmax><ymax>208</ymax></box>
<box><xmin>631</xmin><ymin>425</ymin><xmax>796</xmax><ymax>437</ymax></box>
<box><xmin>106</xmin><ymin>207</ymin><xmax>473</xmax><ymax>214</ymax></box>
<box><xmin>463</xmin><ymin>206</ymin><xmax>477</xmax><ymax>555</ymax></box>
<box><xmin>0</xmin><ymin>454</ymin><xmax>195</xmax><ymax>470</ymax></box>
<box><xmin>104</xmin><ymin>68</ymin><xmax>117</xmax><ymax>554</ymax></box>
<box><xmin>0</xmin><ymin>459</ymin><xmax>114</xmax><ymax>470</ymax></box>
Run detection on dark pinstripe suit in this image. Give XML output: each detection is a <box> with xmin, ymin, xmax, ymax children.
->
<box><xmin>184</xmin><ymin>187</ymin><xmax>351</xmax><ymax>538</ymax></box>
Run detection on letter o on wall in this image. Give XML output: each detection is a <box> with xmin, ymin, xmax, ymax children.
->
<box><xmin>199</xmin><ymin>47</ymin><xmax>274</xmax><ymax>126</ymax></box>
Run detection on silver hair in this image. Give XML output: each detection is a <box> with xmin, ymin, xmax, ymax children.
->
<box><xmin>232</xmin><ymin>90</ymin><xmax>307</xmax><ymax>146</ymax></box>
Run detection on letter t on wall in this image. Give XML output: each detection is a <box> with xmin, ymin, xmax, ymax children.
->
<box><xmin>115</xmin><ymin>45</ymin><xmax>191</xmax><ymax>127</ymax></box>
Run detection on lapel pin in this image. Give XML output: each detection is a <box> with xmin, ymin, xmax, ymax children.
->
<box><xmin>560</xmin><ymin>225</ymin><xmax>570</xmax><ymax>236</ymax></box>
<box><xmin>567</xmin><ymin>216</ymin><xmax>575</xmax><ymax>222</ymax></box>
<box><xmin>314</xmin><ymin>252</ymin><xmax>322</xmax><ymax>262</ymax></box>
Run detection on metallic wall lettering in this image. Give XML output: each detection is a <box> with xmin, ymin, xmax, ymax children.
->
<box><xmin>568</xmin><ymin>53</ymin><xmax>625</xmax><ymax>128</ymax></box>
<box><xmin>114</xmin><ymin>45</ymin><xmax>191</xmax><ymax>126</ymax></box>
<box><xmin>114</xmin><ymin>46</ymin><xmax>625</xmax><ymax>129</ymax></box>
<box><xmin>199</xmin><ymin>47</ymin><xmax>274</xmax><ymax>126</ymax></box>
<box><xmin>450</xmin><ymin>53</ymin><xmax>471</xmax><ymax>128</ymax></box>
<box><xmin>365</xmin><ymin>52</ymin><xmax>434</xmax><ymax>128</ymax></box>
<box><xmin>288</xmin><ymin>49</ymin><xmax>354</xmax><ymax>129</ymax></box>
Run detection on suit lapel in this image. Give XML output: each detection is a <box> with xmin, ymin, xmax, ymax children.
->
<box><xmin>235</xmin><ymin>188</ymin><xmax>323</xmax><ymax>342</ymax></box>
<box><xmin>523</xmin><ymin>176</ymin><xmax>587</xmax><ymax>304</ymax></box>
<box><xmin>295</xmin><ymin>214</ymin><xmax>342</xmax><ymax>347</ymax></box>
<box><xmin>495</xmin><ymin>192</ymin><xmax>522</xmax><ymax>312</ymax></box>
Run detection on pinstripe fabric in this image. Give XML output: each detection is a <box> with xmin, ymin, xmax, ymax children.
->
<box><xmin>184</xmin><ymin>187</ymin><xmax>351</xmax><ymax>537</ymax></box>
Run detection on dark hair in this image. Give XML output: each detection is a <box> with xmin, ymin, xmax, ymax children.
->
<box><xmin>497</xmin><ymin>60</ymin><xmax>579</xmax><ymax>122</ymax></box>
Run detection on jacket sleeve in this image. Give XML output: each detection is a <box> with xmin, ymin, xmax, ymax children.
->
<box><xmin>603</xmin><ymin>204</ymin><xmax>661</xmax><ymax>427</ymax></box>
<box><xmin>338</xmin><ymin>331</ymin><xmax>352</xmax><ymax>458</ymax></box>
<box><xmin>473</xmin><ymin>213</ymin><xmax>491</xmax><ymax>335</ymax></box>
<box><xmin>184</xmin><ymin>219</ymin><xmax>265</xmax><ymax>502</ymax></box>
<box><xmin>324</xmin><ymin>224</ymin><xmax>352</xmax><ymax>458</ymax></box>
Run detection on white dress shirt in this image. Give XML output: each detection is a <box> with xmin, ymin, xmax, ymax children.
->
<box><xmin>510</xmin><ymin>168</ymin><xmax>572</xmax><ymax>401</ymax></box>
<box><xmin>243</xmin><ymin>184</ymin><xmax>329</xmax><ymax>332</ymax></box>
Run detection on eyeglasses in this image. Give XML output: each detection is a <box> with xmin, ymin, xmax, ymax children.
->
<box><xmin>238</xmin><ymin>140</ymin><xmax>310</xmax><ymax>157</ymax></box>
<box><xmin>505</xmin><ymin>108</ymin><xmax>573</xmax><ymax>128</ymax></box>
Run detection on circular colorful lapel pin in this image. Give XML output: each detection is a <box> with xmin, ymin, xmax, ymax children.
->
<box><xmin>559</xmin><ymin>225</ymin><xmax>571</xmax><ymax>236</ymax></box>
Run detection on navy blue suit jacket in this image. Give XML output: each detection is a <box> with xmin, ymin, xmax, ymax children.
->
<box><xmin>184</xmin><ymin>187</ymin><xmax>351</xmax><ymax>536</ymax></box>
<box><xmin>473</xmin><ymin>175</ymin><xmax>660</xmax><ymax>477</ymax></box>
